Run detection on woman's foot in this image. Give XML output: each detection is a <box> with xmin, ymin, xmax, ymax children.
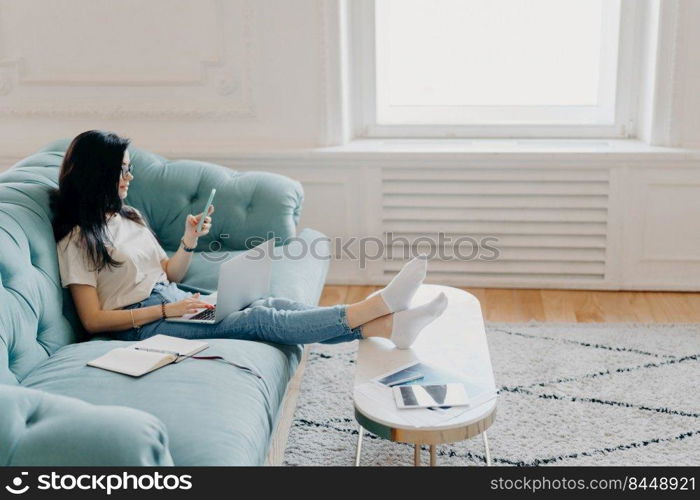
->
<box><xmin>390</xmin><ymin>292</ymin><xmax>448</xmax><ymax>349</ymax></box>
<box><xmin>372</xmin><ymin>256</ymin><xmax>427</xmax><ymax>313</ymax></box>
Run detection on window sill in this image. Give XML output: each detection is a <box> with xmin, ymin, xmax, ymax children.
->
<box><xmin>316</xmin><ymin>139</ymin><xmax>698</xmax><ymax>157</ymax></box>
<box><xmin>190</xmin><ymin>139</ymin><xmax>700</xmax><ymax>164</ymax></box>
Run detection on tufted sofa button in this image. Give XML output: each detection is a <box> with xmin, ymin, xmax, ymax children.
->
<box><xmin>25</xmin><ymin>412</ymin><xmax>38</xmax><ymax>427</ymax></box>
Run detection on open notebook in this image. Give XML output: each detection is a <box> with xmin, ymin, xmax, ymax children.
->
<box><xmin>87</xmin><ymin>334</ymin><xmax>209</xmax><ymax>377</ymax></box>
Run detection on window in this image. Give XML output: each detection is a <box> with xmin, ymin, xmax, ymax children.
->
<box><xmin>351</xmin><ymin>0</ymin><xmax>640</xmax><ymax>138</ymax></box>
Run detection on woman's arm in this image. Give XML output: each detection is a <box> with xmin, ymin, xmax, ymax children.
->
<box><xmin>161</xmin><ymin>243</ymin><xmax>195</xmax><ymax>284</ymax></box>
<box><xmin>161</xmin><ymin>206</ymin><xmax>214</xmax><ymax>283</ymax></box>
<box><xmin>70</xmin><ymin>284</ymin><xmax>162</xmax><ymax>333</ymax></box>
<box><xmin>69</xmin><ymin>284</ymin><xmax>211</xmax><ymax>334</ymax></box>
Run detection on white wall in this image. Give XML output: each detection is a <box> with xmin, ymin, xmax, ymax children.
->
<box><xmin>0</xmin><ymin>0</ymin><xmax>326</xmax><ymax>155</ymax></box>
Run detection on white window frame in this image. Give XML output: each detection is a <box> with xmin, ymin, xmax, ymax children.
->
<box><xmin>350</xmin><ymin>0</ymin><xmax>643</xmax><ymax>139</ymax></box>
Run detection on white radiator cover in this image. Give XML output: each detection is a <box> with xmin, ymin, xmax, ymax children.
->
<box><xmin>381</xmin><ymin>166</ymin><xmax>609</xmax><ymax>285</ymax></box>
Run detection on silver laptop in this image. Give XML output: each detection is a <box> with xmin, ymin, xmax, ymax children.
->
<box><xmin>165</xmin><ymin>239</ymin><xmax>274</xmax><ymax>324</ymax></box>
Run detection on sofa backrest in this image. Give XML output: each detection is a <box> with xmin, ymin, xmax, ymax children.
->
<box><xmin>0</xmin><ymin>139</ymin><xmax>303</xmax><ymax>384</ymax></box>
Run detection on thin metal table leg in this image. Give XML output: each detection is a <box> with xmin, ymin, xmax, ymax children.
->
<box><xmin>355</xmin><ymin>425</ymin><xmax>364</xmax><ymax>466</ymax></box>
<box><xmin>414</xmin><ymin>444</ymin><xmax>421</xmax><ymax>466</ymax></box>
<box><xmin>482</xmin><ymin>431</ymin><xmax>492</xmax><ymax>466</ymax></box>
<box><xmin>430</xmin><ymin>445</ymin><xmax>436</xmax><ymax>466</ymax></box>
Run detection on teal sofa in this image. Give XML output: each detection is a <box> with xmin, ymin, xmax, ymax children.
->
<box><xmin>0</xmin><ymin>139</ymin><xmax>329</xmax><ymax>466</ymax></box>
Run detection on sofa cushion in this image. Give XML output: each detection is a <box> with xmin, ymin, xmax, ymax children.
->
<box><xmin>21</xmin><ymin>339</ymin><xmax>302</xmax><ymax>466</ymax></box>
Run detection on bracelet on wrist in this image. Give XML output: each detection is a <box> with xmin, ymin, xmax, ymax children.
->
<box><xmin>180</xmin><ymin>238</ymin><xmax>197</xmax><ymax>252</ymax></box>
<box><xmin>161</xmin><ymin>301</ymin><xmax>167</xmax><ymax>319</ymax></box>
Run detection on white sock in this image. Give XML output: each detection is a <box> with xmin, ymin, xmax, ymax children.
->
<box><xmin>372</xmin><ymin>256</ymin><xmax>427</xmax><ymax>312</ymax></box>
<box><xmin>390</xmin><ymin>292</ymin><xmax>448</xmax><ymax>349</ymax></box>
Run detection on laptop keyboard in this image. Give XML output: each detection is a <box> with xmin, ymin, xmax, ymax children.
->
<box><xmin>190</xmin><ymin>307</ymin><xmax>216</xmax><ymax>321</ymax></box>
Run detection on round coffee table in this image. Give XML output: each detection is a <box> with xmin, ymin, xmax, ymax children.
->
<box><xmin>352</xmin><ymin>284</ymin><xmax>497</xmax><ymax>466</ymax></box>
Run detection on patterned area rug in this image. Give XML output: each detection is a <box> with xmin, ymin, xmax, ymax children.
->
<box><xmin>283</xmin><ymin>323</ymin><xmax>700</xmax><ymax>466</ymax></box>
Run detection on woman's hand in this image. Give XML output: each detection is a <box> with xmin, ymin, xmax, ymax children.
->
<box><xmin>164</xmin><ymin>293</ymin><xmax>214</xmax><ymax>318</ymax></box>
<box><xmin>182</xmin><ymin>205</ymin><xmax>215</xmax><ymax>248</ymax></box>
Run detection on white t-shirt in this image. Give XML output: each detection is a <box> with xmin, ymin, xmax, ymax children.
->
<box><xmin>56</xmin><ymin>210</ymin><xmax>169</xmax><ymax>310</ymax></box>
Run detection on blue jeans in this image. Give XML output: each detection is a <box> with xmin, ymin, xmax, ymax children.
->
<box><xmin>108</xmin><ymin>282</ymin><xmax>363</xmax><ymax>345</ymax></box>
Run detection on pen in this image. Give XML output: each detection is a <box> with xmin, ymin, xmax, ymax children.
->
<box><xmin>133</xmin><ymin>347</ymin><xmax>183</xmax><ymax>357</ymax></box>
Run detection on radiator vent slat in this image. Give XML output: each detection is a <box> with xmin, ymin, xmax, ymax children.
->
<box><xmin>384</xmin><ymin>206</ymin><xmax>607</xmax><ymax>223</ymax></box>
<box><xmin>384</xmin><ymin>259</ymin><xmax>605</xmax><ymax>275</ymax></box>
<box><xmin>383</xmin><ymin>167</ymin><xmax>610</xmax><ymax>182</ymax></box>
<box><xmin>385</xmin><ymin>220</ymin><xmax>606</xmax><ymax>235</ymax></box>
<box><xmin>384</xmin><ymin>180</ymin><xmax>608</xmax><ymax>196</ymax></box>
<box><xmin>383</xmin><ymin>270</ymin><xmax>606</xmax><ymax>282</ymax></box>
<box><xmin>384</xmin><ymin>194</ymin><xmax>608</xmax><ymax>209</ymax></box>
<box><xmin>384</xmin><ymin>246</ymin><xmax>606</xmax><ymax>262</ymax></box>
<box><xmin>384</xmin><ymin>232</ymin><xmax>606</xmax><ymax>249</ymax></box>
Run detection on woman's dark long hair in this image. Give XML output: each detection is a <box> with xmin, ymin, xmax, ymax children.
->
<box><xmin>51</xmin><ymin>130</ymin><xmax>145</xmax><ymax>272</ymax></box>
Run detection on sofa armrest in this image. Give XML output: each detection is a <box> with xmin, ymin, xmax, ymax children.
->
<box><xmin>0</xmin><ymin>386</ymin><xmax>173</xmax><ymax>466</ymax></box>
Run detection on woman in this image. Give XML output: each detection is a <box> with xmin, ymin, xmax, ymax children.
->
<box><xmin>52</xmin><ymin>130</ymin><xmax>447</xmax><ymax>348</ymax></box>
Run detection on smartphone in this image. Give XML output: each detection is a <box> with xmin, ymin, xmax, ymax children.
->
<box><xmin>197</xmin><ymin>188</ymin><xmax>216</xmax><ymax>233</ymax></box>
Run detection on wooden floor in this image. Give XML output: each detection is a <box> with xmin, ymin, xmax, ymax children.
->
<box><xmin>319</xmin><ymin>286</ymin><xmax>700</xmax><ymax>323</ymax></box>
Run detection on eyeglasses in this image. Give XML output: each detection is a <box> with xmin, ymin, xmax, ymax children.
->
<box><xmin>121</xmin><ymin>163</ymin><xmax>133</xmax><ymax>179</ymax></box>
